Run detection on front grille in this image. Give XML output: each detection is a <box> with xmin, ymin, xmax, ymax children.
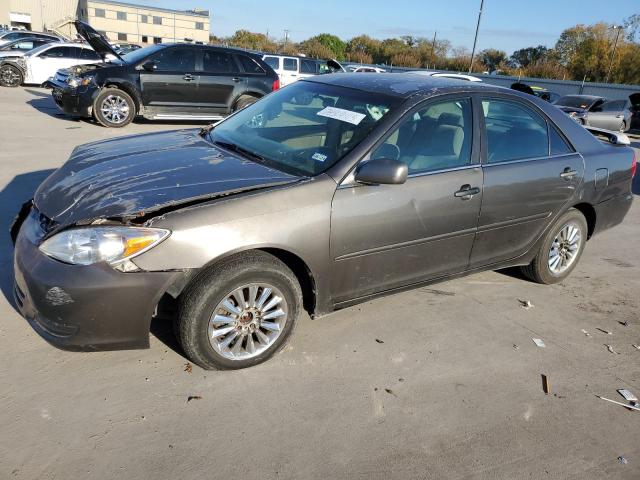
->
<box><xmin>54</xmin><ymin>70</ymin><xmax>70</xmax><ymax>83</ymax></box>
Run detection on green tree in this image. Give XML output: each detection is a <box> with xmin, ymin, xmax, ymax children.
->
<box><xmin>301</xmin><ymin>33</ymin><xmax>346</xmax><ymax>59</ymax></box>
<box><xmin>478</xmin><ymin>48</ymin><xmax>507</xmax><ymax>73</ymax></box>
<box><xmin>226</xmin><ymin>30</ymin><xmax>277</xmax><ymax>52</ymax></box>
<box><xmin>345</xmin><ymin>35</ymin><xmax>381</xmax><ymax>63</ymax></box>
<box><xmin>299</xmin><ymin>39</ymin><xmax>334</xmax><ymax>59</ymax></box>
<box><xmin>510</xmin><ymin>45</ymin><xmax>549</xmax><ymax>67</ymax></box>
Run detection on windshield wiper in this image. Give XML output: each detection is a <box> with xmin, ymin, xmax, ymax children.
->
<box><xmin>213</xmin><ymin>140</ymin><xmax>266</xmax><ymax>163</ymax></box>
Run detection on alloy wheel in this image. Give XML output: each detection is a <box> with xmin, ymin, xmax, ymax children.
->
<box><xmin>0</xmin><ymin>66</ymin><xmax>20</xmax><ymax>87</ymax></box>
<box><xmin>548</xmin><ymin>221</ymin><xmax>582</xmax><ymax>275</ymax></box>
<box><xmin>100</xmin><ymin>94</ymin><xmax>130</xmax><ymax>124</ymax></box>
<box><xmin>208</xmin><ymin>283</ymin><xmax>288</xmax><ymax>360</ymax></box>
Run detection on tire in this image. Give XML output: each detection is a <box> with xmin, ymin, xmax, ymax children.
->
<box><xmin>177</xmin><ymin>251</ymin><xmax>302</xmax><ymax>370</ymax></box>
<box><xmin>233</xmin><ymin>94</ymin><xmax>258</xmax><ymax>112</ymax></box>
<box><xmin>521</xmin><ymin>208</ymin><xmax>588</xmax><ymax>284</ymax></box>
<box><xmin>620</xmin><ymin>121</ymin><xmax>627</xmax><ymax>133</ymax></box>
<box><xmin>0</xmin><ymin>65</ymin><xmax>23</xmax><ymax>87</ymax></box>
<box><xmin>93</xmin><ymin>87</ymin><xmax>136</xmax><ymax>127</ymax></box>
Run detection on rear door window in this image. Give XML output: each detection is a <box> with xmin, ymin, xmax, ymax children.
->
<box><xmin>283</xmin><ymin>58</ymin><xmax>298</xmax><ymax>72</ymax></box>
<box><xmin>40</xmin><ymin>46</ymin><xmax>74</xmax><ymax>58</ymax></box>
<box><xmin>237</xmin><ymin>55</ymin><xmax>264</xmax><ymax>74</ymax></box>
<box><xmin>263</xmin><ymin>56</ymin><xmax>279</xmax><ymax>70</ymax></box>
<box><xmin>482</xmin><ymin>99</ymin><xmax>549</xmax><ymax>163</ymax></box>
<box><xmin>202</xmin><ymin>49</ymin><xmax>239</xmax><ymax>73</ymax></box>
<box><xmin>80</xmin><ymin>48</ymin><xmax>100</xmax><ymax>60</ymax></box>
<box><xmin>300</xmin><ymin>59</ymin><xmax>317</xmax><ymax>74</ymax></box>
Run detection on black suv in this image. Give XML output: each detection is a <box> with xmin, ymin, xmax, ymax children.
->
<box><xmin>45</xmin><ymin>22</ymin><xmax>280</xmax><ymax>127</ymax></box>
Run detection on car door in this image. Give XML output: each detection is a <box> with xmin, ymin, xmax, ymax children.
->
<box><xmin>196</xmin><ymin>47</ymin><xmax>246</xmax><ymax>113</ymax></box>
<box><xmin>139</xmin><ymin>46</ymin><xmax>198</xmax><ymax>111</ymax></box>
<box><xmin>593</xmin><ymin>100</ymin><xmax>626</xmax><ymax>131</ymax></box>
<box><xmin>469</xmin><ymin>96</ymin><xmax>584</xmax><ymax>268</ymax></box>
<box><xmin>280</xmin><ymin>57</ymin><xmax>299</xmax><ymax>86</ymax></box>
<box><xmin>330</xmin><ymin>96</ymin><xmax>482</xmax><ymax>302</ymax></box>
<box><xmin>28</xmin><ymin>46</ymin><xmax>76</xmax><ymax>84</ymax></box>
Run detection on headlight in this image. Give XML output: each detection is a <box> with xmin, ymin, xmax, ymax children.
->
<box><xmin>67</xmin><ymin>75</ymin><xmax>93</xmax><ymax>88</ymax></box>
<box><xmin>39</xmin><ymin>226</ymin><xmax>170</xmax><ymax>266</ymax></box>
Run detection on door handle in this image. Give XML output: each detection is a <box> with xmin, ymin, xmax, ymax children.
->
<box><xmin>183</xmin><ymin>74</ymin><xmax>195</xmax><ymax>81</ymax></box>
<box><xmin>560</xmin><ymin>167</ymin><xmax>577</xmax><ymax>180</ymax></box>
<box><xmin>454</xmin><ymin>185</ymin><xmax>480</xmax><ymax>200</ymax></box>
<box><xmin>232</xmin><ymin>77</ymin><xmax>241</xmax><ymax>82</ymax></box>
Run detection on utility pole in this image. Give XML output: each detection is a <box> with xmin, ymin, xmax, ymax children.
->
<box><xmin>605</xmin><ymin>25</ymin><xmax>623</xmax><ymax>84</ymax></box>
<box><xmin>431</xmin><ymin>31</ymin><xmax>437</xmax><ymax>68</ymax></box>
<box><xmin>283</xmin><ymin>29</ymin><xmax>290</xmax><ymax>52</ymax></box>
<box><xmin>468</xmin><ymin>0</ymin><xmax>484</xmax><ymax>74</ymax></box>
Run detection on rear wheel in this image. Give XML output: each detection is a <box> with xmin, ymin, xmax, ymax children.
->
<box><xmin>521</xmin><ymin>209</ymin><xmax>588</xmax><ymax>284</ymax></box>
<box><xmin>177</xmin><ymin>251</ymin><xmax>302</xmax><ymax>370</ymax></box>
<box><xmin>233</xmin><ymin>94</ymin><xmax>259</xmax><ymax>112</ymax></box>
<box><xmin>93</xmin><ymin>88</ymin><xmax>136</xmax><ymax>127</ymax></box>
<box><xmin>0</xmin><ymin>65</ymin><xmax>23</xmax><ymax>87</ymax></box>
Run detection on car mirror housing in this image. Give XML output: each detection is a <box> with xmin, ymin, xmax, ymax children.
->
<box><xmin>141</xmin><ymin>61</ymin><xmax>157</xmax><ymax>72</ymax></box>
<box><xmin>355</xmin><ymin>158</ymin><xmax>408</xmax><ymax>185</ymax></box>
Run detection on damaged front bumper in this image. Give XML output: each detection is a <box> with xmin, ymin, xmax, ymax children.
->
<box><xmin>43</xmin><ymin>76</ymin><xmax>96</xmax><ymax>118</ymax></box>
<box><xmin>12</xmin><ymin>207</ymin><xmax>181</xmax><ymax>351</ymax></box>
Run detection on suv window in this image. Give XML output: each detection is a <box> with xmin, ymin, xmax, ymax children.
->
<box><xmin>39</xmin><ymin>46</ymin><xmax>74</xmax><ymax>58</ymax></box>
<box><xmin>237</xmin><ymin>55</ymin><xmax>264</xmax><ymax>74</ymax></box>
<box><xmin>301</xmin><ymin>59</ymin><xmax>316</xmax><ymax>74</ymax></box>
<box><xmin>80</xmin><ymin>48</ymin><xmax>100</xmax><ymax>60</ymax></box>
<box><xmin>263</xmin><ymin>56</ymin><xmax>279</xmax><ymax>69</ymax></box>
<box><xmin>202</xmin><ymin>49</ymin><xmax>239</xmax><ymax>73</ymax></box>
<box><xmin>283</xmin><ymin>58</ymin><xmax>297</xmax><ymax>71</ymax></box>
<box><xmin>150</xmin><ymin>47</ymin><xmax>196</xmax><ymax>71</ymax></box>
<box><xmin>371</xmin><ymin>98</ymin><xmax>473</xmax><ymax>174</ymax></box>
<box><xmin>482</xmin><ymin>99</ymin><xmax>548</xmax><ymax>163</ymax></box>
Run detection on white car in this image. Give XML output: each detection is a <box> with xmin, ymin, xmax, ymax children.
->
<box><xmin>348</xmin><ymin>66</ymin><xmax>386</xmax><ymax>73</ymax></box>
<box><xmin>407</xmin><ymin>70</ymin><xmax>482</xmax><ymax>82</ymax></box>
<box><xmin>0</xmin><ymin>42</ymin><xmax>101</xmax><ymax>87</ymax></box>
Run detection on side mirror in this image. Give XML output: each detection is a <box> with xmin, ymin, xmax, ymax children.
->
<box><xmin>141</xmin><ymin>61</ymin><xmax>157</xmax><ymax>72</ymax></box>
<box><xmin>355</xmin><ymin>158</ymin><xmax>408</xmax><ymax>185</ymax></box>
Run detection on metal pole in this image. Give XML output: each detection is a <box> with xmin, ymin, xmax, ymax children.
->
<box><xmin>605</xmin><ymin>26</ymin><xmax>622</xmax><ymax>84</ymax></box>
<box><xmin>431</xmin><ymin>31</ymin><xmax>437</xmax><ymax>68</ymax></box>
<box><xmin>283</xmin><ymin>29</ymin><xmax>289</xmax><ymax>52</ymax></box>
<box><xmin>468</xmin><ymin>0</ymin><xmax>484</xmax><ymax>73</ymax></box>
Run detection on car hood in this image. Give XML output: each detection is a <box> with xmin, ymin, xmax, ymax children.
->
<box><xmin>557</xmin><ymin>106</ymin><xmax>587</xmax><ymax>114</ymax></box>
<box><xmin>74</xmin><ymin>20</ymin><xmax>123</xmax><ymax>61</ymax></box>
<box><xmin>33</xmin><ymin>129</ymin><xmax>301</xmax><ymax>227</ymax></box>
<box><xmin>0</xmin><ymin>51</ymin><xmax>25</xmax><ymax>58</ymax></box>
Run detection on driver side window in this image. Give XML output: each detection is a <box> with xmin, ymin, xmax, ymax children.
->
<box><xmin>371</xmin><ymin>98</ymin><xmax>473</xmax><ymax>174</ymax></box>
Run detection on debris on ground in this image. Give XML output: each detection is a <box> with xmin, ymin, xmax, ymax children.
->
<box><xmin>618</xmin><ymin>456</ymin><xmax>628</xmax><ymax>465</ymax></box>
<box><xmin>532</xmin><ymin>338</ymin><xmax>546</xmax><ymax>348</ymax></box>
<box><xmin>596</xmin><ymin>328</ymin><xmax>613</xmax><ymax>335</ymax></box>
<box><xmin>398</xmin><ymin>378</ymin><xmax>405</xmax><ymax>382</ymax></box>
<box><xmin>375</xmin><ymin>338</ymin><xmax>384</xmax><ymax>344</ymax></box>
<box><xmin>581</xmin><ymin>329</ymin><xmax>591</xmax><ymax>337</ymax></box>
<box><xmin>595</xmin><ymin>395</ymin><xmax>640</xmax><ymax>411</ymax></box>
<box><xmin>619</xmin><ymin>321</ymin><xmax>629</xmax><ymax>327</ymax></box>
<box><xmin>187</xmin><ymin>395</ymin><xmax>202</xmax><ymax>402</ymax></box>
<box><xmin>541</xmin><ymin>374</ymin><xmax>550</xmax><ymax>394</ymax></box>
<box><xmin>519</xmin><ymin>299</ymin><xmax>534</xmax><ymax>309</ymax></box>
<box><xmin>384</xmin><ymin>388</ymin><xmax>397</xmax><ymax>397</ymax></box>
<box><xmin>183</xmin><ymin>363</ymin><xmax>193</xmax><ymax>373</ymax></box>
<box><xmin>513</xmin><ymin>344</ymin><xmax>520</xmax><ymax>350</ymax></box>
<box><xmin>617</xmin><ymin>389</ymin><xmax>638</xmax><ymax>403</ymax></box>
<box><xmin>633</xmin><ymin>344</ymin><xmax>640</xmax><ymax>350</ymax></box>
<box><xmin>605</xmin><ymin>344</ymin><xmax>621</xmax><ymax>355</ymax></box>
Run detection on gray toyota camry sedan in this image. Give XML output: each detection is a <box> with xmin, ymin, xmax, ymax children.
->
<box><xmin>12</xmin><ymin>74</ymin><xmax>635</xmax><ymax>369</ymax></box>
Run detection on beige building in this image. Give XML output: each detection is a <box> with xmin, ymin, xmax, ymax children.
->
<box><xmin>0</xmin><ymin>0</ymin><xmax>210</xmax><ymax>45</ymax></box>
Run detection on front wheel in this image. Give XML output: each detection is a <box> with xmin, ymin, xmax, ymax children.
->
<box><xmin>521</xmin><ymin>209</ymin><xmax>588</xmax><ymax>284</ymax></box>
<box><xmin>619</xmin><ymin>121</ymin><xmax>627</xmax><ymax>133</ymax></box>
<box><xmin>0</xmin><ymin>65</ymin><xmax>23</xmax><ymax>87</ymax></box>
<box><xmin>93</xmin><ymin>88</ymin><xmax>136</xmax><ymax>127</ymax></box>
<box><xmin>177</xmin><ymin>251</ymin><xmax>302</xmax><ymax>370</ymax></box>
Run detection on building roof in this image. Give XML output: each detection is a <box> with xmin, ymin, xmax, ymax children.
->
<box><xmin>88</xmin><ymin>0</ymin><xmax>210</xmax><ymax>18</ymax></box>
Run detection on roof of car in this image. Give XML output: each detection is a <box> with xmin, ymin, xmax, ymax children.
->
<box><xmin>305</xmin><ymin>72</ymin><xmax>497</xmax><ymax>98</ymax></box>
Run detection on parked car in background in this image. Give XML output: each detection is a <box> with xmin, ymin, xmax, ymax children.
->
<box><xmin>0</xmin><ymin>36</ymin><xmax>59</xmax><ymax>59</ymax></box>
<box><xmin>12</xmin><ymin>74</ymin><xmax>635</xmax><ymax>369</ymax></box>
<box><xmin>44</xmin><ymin>21</ymin><xmax>280</xmax><ymax>127</ymax></box>
<box><xmin>510</xmin><ymin>82</ymin><xmax>560</xmax><ymax>103</ymax></box>
<box><xmin>111</xmin><ymin>42</ymin><xmax>142</xmax><ymax>56</ymax></box>
<box><xmin>347</xmin><ymin>65</ymin><xmax>386</xmax><ymax>73</ymax></box>
<box><xmin>630</xmin><ymin>93</ymin><xmax>640</xmax><ymax>131</ymax></box>
<box><xmin>406</xmin><ymin>70</ymin><xmax>482</xmax><ymax>82</ymax></box>
<box><xmin>0</xmin><ymin>30</ymin><xmax>60</xmax><ymax>46</ymax></box>
<box><xmin>554</xmin><ymin>94</ymin><xmax>633</xmax><ymax>132</ymax></box>
<box><xmin>0</xmin><ymin>42</ymin><xmax>100</xmax><ymax>87</ymax></box>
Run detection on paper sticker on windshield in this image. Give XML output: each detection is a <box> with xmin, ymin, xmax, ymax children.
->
<box><xmin>317</xmin><ymin>106</ymin><xmax>366</xmax><ymax>125</ymax></box>
<box><xmin>312</xmin><ymin>152</ymin><xmax>328</xmax><ymax>162</ymax></box>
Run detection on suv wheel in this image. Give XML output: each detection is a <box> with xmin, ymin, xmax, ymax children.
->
<box><xmin>234</xmin><ymin>95</ymin><xmax>259</xmax><ymax>112</ymax></box>
<box><xmin>93</xmin><ymin>88</ymin><xmax>136</xmax><ymax>127</ymax></box>
<box><xmin>177</xmin><ymin>251</ymin><xmax>302</xmax><ymax>370</ymax></box>
<box><xmin>0</xmin><ymin>65</ymin><xmax>23</xmax><ymax>87</ymax></box>
<box><xmin>521</xmin><ymin>208</ymin><xmax>588</xmax><ymax>284</ymax></box>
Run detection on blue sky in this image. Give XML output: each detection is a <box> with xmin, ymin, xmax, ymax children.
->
<box><xmin>133</xmin><ymin>0</ymin><xmax>638</xmax><ymax>54</ymax></box>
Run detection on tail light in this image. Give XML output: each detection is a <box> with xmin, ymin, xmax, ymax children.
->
<box><xmin>272</xmin><ymin>78</ymin><xmax>280</xmax><ymax>91</ymax></box>
<box><xmin>632</xmin><ymin>149</ymin><xmax>637</xmax><ymax>178</ymax></box>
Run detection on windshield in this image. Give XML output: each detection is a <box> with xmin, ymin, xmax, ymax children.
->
<box><xmin>554</xmin><ymin>96</ymin><xmax>597</xmax><ymax>109</ymax></box>
<box><xmin>208</xmin><ymin>81</ymin><xmax>397</xmax><ymax>176</ymax></box>
<box><xmin>121</xmin><ymin>44</ymin><xmax>164</xmax><ymax>64</ymax></box>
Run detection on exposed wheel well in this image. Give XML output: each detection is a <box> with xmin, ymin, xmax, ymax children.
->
<box><xmin>103</xmin><ymin>83</ymin><xmax>141</xmax><ymax>113</ymax></box>
<box><xmin>233</xmin><ymin>92</ymin><xmax>262</xmax><ymax>109</ymax></box>
<box><xmin>572</xmin><ymin>203</ymin><xmax>596</xmax><ymax>239</ymax></box>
